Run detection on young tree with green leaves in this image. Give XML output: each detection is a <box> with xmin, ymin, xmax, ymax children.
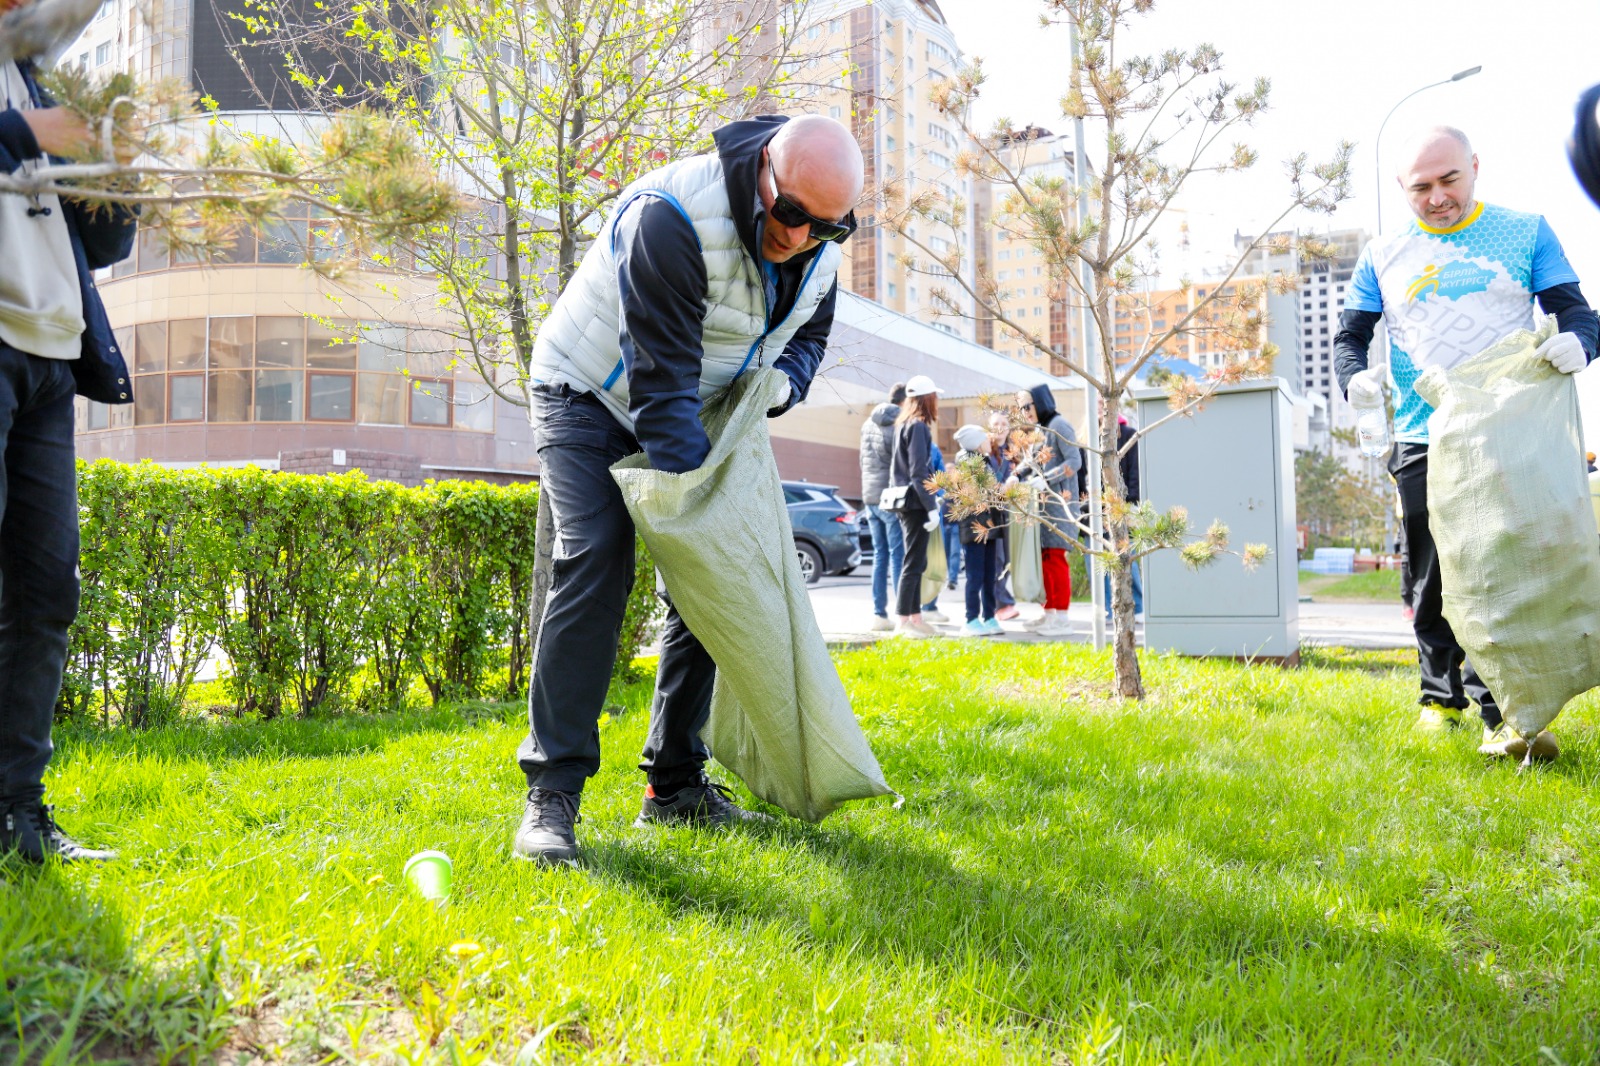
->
<box><xmin>889</xmin><ymin>0</ymin><xmax>1353</xmax><ymax>699</ymax></box>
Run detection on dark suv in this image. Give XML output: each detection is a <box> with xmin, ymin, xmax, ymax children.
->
<box><xmin>783</xmin><ymin>481</ymin><xmax>861</xmax><ymax>583</ymax></box>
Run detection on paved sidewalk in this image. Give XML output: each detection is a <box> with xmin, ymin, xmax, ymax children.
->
<box><xmin>806</xmin><ymin>572</ymin><xmax>1414</xmax><ymax>651</ymax></box>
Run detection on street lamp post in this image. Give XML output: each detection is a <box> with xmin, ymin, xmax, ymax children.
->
<box><xmin>1374</xmin><ymin>66</ymin><xmax>1482</xmax><ymax>234</ymax></box>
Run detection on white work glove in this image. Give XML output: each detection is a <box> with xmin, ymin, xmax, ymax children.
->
<box><xmin>922</xmin><ymin>511</ymin><xmax>940</xmax><ymax>532</ymax></box>
<box><xmin>1536</xmin><ymin>331</ymin><xmax>1587</xmax><ymax>374</ymax></box>
<box><xmin>775</xmin><ymin>377</ymin><xmax>793</xmax><ymax>405</ymax></box>
<box><xmin>1346</xmin><ymin>367</ymin><xmax>1387</xmax><ymax>409</ymax></box>
<box><xmin>1027</xmin><ymin>475</ymin><xmax>1048</xmax><ymax>493</ymax></box>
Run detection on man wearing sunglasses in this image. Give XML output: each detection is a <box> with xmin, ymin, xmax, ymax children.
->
<box><xmin>514</xmin><ymin>114</ymin><xmax>863</xmax><ymax>864</ymax></box>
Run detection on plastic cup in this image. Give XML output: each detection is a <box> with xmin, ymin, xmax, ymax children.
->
<box><xmin>403</xmin><ymin>850</ymin><xmax>453</xmax><ymax>901</ymax></box>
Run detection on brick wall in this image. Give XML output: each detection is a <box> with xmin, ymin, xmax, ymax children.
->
<box><xmin>278</xmin><ymin>448</ymin><xmax>426</xmax><ymax>487</ymax></box>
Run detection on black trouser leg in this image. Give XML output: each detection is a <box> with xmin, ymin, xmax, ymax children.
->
<box><xmin>0</xmin><ymin>347</ymin><xmax>79</xmax><ymax>807</ymax></box>
<box><xmin>1394</xmin><ymin>443</ymin><xmax>1502</xmax><ymax>727</ymax></box>
<box><xmin>638</xmin><ymin>590</ymin><xmax>714</xmax><ymax>791</ymax></box>
<box><xmin>518</xmin><ymin>387</ymin><xmax>642</xmax><ymax>794</ymax></box>
<box><xmin>895</xmin><ymin>505</ymin><xmax>930</xmax><ymax>616</ymax></box>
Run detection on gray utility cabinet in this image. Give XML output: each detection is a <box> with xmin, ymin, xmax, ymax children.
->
<box><xmin>1132</xmin><ymin>378</ymin><xmax>1299</xmax><ymax>660</ymax></box>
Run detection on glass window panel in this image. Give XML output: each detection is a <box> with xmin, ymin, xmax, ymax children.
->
<box><xmin>359</xmin><ymin>324</ymin><xmax>406</xmax><ymax>371</ymax></box>
<box><xmin>258</xmin><ymin>217</ymin><xmax>306</xmax><ymax>264</ymax></box>
<box><xmin>74</xmin><ymin>397</ymin><xmax>89</xmax><ymax>432</ymax></box>
<box><xmin>215</xmin><ymin>226</ymin><xmax>257</xmax><ymax>265</ymax></box>
<box><xmin>452</xmin><ymin>378</ymin><xmax>494</xmax><ymax>432</ymax></box>
<box><xmin>254</xmin><ymin>370</ymin><xmax>302</xmax><ymax>422</ymax></box>
<box><xmin>168</xmin><ymin>318</ymin><xmax>206</xmax><ymax>371</ymax></box>
<box><xmin>133</xmin><ymin>376</ymin><xmax>164</xmax><ymax>425</ymax></box>
<box><xmin>136</xmin><ymin>227</ymin><xmax>168</xmax><ymax>273</ymax></box>
<box><xmin>86</xmin><ymin>401</ymin><xmax>109</xmax><ymax>430</ymax></box>
<box><xmin>310</xmin><ymin>218</ymin><xmax>348</xmax><ymax>264</ymax></box>
<box><xmin>409</xmin><ymin>378</ymin><xmax>451</xmax><ymax>427</ymax></box>
<box><xmin>307</xmin><ymin>318</ymin><xmax>356</xmax><ymax>369</ymax></box>
<box><xmin>134</xmin><ymin>322</ymin><xmax>167</xmax><ymax>373</ymax></box>
<box><xmin>110</xmin><ymin>402</ymin><xmax>133</xmax><ymax>429</ymax></box>
<box><xmin>207</xmin><ymin>370</ymin><xmax>251</xmax><ymax>422</ymax></box>
<box><xmin>112</xmin><ymin>245</ymin><xmax>135</xmax><ymax>277</ymax></box>
<box><xmin>255</xmin><ymin>317</ymin><xmax>305</xmax><ymax>368</ymax></box>
<box><xmin>307</xmin><ymin>373</ymin><xmax>354</xmax><ymax>420</ymax></box>
<box><xmin>407</xmin><ymin>328</ymin><xmax>457</xmax><ymax>376</ymax></box>
<box><xmin>357</xmin><ymin>373</ymin><xmax>404</xmax><ymax>424</ymax></box>
<box><xmin>208</xmin><ymin>317</ymin><xmax>253</xmax><ymax>369</ymax></box>
<box><xmin>169</xmin><ymin>375</ymin><xmax>204</xmax><ymax>422</ymax></box>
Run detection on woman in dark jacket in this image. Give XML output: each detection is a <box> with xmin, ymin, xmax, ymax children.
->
<box><xmin>889</xmin><ymin>375</ymin><xmax>943</xmax><ymax>637</ymax></box>
<box><xmin>953</xmin><ymin>424</ymin><xmax>1005</xmax><ymax>636</ymax></box>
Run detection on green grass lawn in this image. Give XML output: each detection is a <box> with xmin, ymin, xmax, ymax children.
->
<box><xmin>1298</xmin><ymin>568</ymin><xmax>1404</xmax><ymax>602</ymax></box>
<box><xmin>7</xmin><ymin>643</ymin><xmax>1600</xmax><ymax>1064</ymax></box>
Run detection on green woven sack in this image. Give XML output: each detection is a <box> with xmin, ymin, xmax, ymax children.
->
<box><xmin>611</xmin><ymin>368</ymin><xmax>895</xmax><ymax>821</ymax></box>
<box><xmin>1414</xmin><ymin>320</ymin><xmax>1600</xmax><ymax>741</ymax></box>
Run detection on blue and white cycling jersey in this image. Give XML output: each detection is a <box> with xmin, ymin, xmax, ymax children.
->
<box><xmin>1345</xmin><ymin>202</ymin><xmax>1581</xmax><ymax>442</ymax></box>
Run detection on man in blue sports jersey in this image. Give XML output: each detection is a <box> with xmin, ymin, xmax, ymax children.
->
<box><xmin>1335</xmin><ymin>126</ymin><xmax>1600</xmax><ymax>761</ymax></box>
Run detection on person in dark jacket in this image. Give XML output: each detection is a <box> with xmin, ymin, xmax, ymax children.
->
<box><xmin>0</xmin><ymin>44</ymin><xmax>136</xmax><ymax>863</ymax></box>
<box><xmin>888</xmin><ymin>375</ymin><xmax>943</xmax><ymax>637</ymax></box>
<box><xmin>952</xmin><ymin>424</ymin><xmax>1004</xmax><ymax>637</ymax></box>
<box><xmin>513</xmin><ymin>114</ymin><xmax>863</xmax><ymax>864</ymax></box>
<box><xmin>1100</xmin><ymin>408</ymin><xmax>1143</xmax><ymax>621</ymax></box>
<box><xmin>988</xmin><ymin>410</ymin><xmax>1020</xmax><ymax>620</ymax></box>
<box><xmin>858</xmin><ymin>382</ymin><xmax>905</xmax><ymax>630</ymax></box>
<box><xmin>1014</xmin><ymin>384</ymin><xmax>1082</xmax><ymax>638</ymax></box>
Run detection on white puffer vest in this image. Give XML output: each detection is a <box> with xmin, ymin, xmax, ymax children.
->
<box><xmin>530</xmin><ymin>153</ymin><xmax>842</xmax><ymax>432</ymax></box>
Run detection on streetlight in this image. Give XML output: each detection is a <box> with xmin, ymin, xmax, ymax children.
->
<box><xmin>1374</xmin><ymin>65</ymin><xmax>1482</xmax><ymax>234</ymax></box>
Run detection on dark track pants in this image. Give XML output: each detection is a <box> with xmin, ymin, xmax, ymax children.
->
<box><xmin>1394</xmin><ymin>442</ymin><xmax>1501</xmax><ymax>727</ymax></box>
<box><xmin>517</xmin><ymin>385</ymin><xmax>713</xmax><ymax>795</ymax></box>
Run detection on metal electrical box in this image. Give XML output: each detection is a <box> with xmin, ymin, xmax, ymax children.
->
<box><xmin>1133</xmin><ymin>379</ymin><xmax>1299</xmax><ymax>660</ymax></box>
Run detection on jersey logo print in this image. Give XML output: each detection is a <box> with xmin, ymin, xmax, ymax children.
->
<box><xmin>1404</xmin><ymin>260</ymin><xmax>1497</xmax><ymax>303</ymax></box>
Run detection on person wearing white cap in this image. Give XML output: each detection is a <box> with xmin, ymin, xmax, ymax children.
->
<box><xmin>887</xmin><ymin>375</ymin><xmax>944</xmax><ymax>637</ymax></box>
<box><xmin>952</xmin><ymin>424</ymin><xmax>1005</xmax><ymax>638</ymax></box>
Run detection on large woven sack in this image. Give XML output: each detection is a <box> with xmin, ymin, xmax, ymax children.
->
<box><xmin>1414</xmin><ymin>320</ymin><xmax>1600</xmax><ymax>740</ymax></box>
<box><xmin>921</xmin><ymin>524</ymin><xmax>947</xmax><ymax>603</ymax></box>
<box><xmin>611</xmin><ymin>368</ymin><xmax>895</xmax><ymax>821</ymax></box>
<box><xmin>1008</xmin><ymin>486</ymin><xmax>1045</xmax><ymax>603</ymax></box>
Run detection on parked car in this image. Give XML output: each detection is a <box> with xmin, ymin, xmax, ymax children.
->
<box><xmin>856</xmin><ymin>510</ymin><xmax>875</xmax><ymax>569</ymax></box>
<box><xmin>783</xmin><ymin>481</ymin><xmax>861</xmax><ymax>583</ymax></box>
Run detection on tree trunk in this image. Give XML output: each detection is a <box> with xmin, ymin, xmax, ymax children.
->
<box><xmin>1100</xmin><ymin>384</ymin><xmax>1145</xmax><ymax>700</ymax></box>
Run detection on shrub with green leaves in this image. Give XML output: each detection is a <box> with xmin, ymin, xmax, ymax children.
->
<box><xmin>61</xmin><ymin>462</ymin><xmax>659</xmax><ymax>724</ymax></box>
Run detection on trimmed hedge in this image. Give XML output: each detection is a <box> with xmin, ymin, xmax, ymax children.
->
<box><xmin>61</xmin><ymin>461</ymin><xmax>662</xmax><ymax>725</ymax></box>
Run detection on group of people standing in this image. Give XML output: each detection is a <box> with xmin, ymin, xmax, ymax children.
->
<box><xmin>859</xmin><ymin>380</ymin><xmax>1119</xmax><ymax>640</ymax></box>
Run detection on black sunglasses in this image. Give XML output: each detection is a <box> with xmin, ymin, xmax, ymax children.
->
<box><xmin>765</xmin><ymin>159</ymin><xmax>856</xmax><ymax>243</ymax></box>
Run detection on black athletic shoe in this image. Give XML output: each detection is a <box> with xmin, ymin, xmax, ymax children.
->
<box><xmin>0</xmin><ymin>802</ymin><xmax>116</xmax><ymax>864</ymax></box>
<box><xmin>512</xmin><ymin>788</ymin><xmax>581</xmax><ymax>864</ymax></box>
<box><xmin>634</xmin><ymin>778</ymin><xmax>771</xmax><ymax>828</ymax></box>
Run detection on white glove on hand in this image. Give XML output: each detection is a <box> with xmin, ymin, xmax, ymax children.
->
<box><xmin>1346</xmin><ymin>367</ymin><xmax>1387</xmax><ymax>409</ymax></box>
<box><xmin>922</xmin><ymin>511</ymin><xmax>940</xmax><ymax>532</ymax></box>
<box><xmin>775</xmin><ymin>378</ymin><xmax>793</xmax><ymax>406</ymax></box>
<box><xmin>1027</xmin><ymin>475</ymin><xmax>1048</xmax><ymax>493</ymax></box>
<box><xmin>1536</xmin><ymin>331</ymin><xmax>1587</xmax><ymax>374</ymax></box>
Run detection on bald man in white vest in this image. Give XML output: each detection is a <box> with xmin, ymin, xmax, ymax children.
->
<box><xmin>514</xmin><ymin>115</ymin><xmax>863</xmax><ymax>864</ymax></box>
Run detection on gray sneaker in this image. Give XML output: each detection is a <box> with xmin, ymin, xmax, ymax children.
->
<box><xmin>635</xmin><ymin>779</ymin><xmax>771</xmax><ymax>828</ymax></box>
<box><xmin>0</xmin><ymin>802</ymin><xmax>116</xmax><ymax>864</ymax></box>
<box><xmin>513</xmin><ymin>788</ymin><xmax>581</xmax><ymax>863</ymax></box>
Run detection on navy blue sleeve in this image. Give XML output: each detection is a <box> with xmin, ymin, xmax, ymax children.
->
<box><xmin>66</xmin><ymin>200</ymin><xmax>138</xmax><ymax>270</ymax></box>
<box><xmin>769</xmin><ymin>279</ymin><xmax>837</xmax><ymax>415</ymax></box>
<box><xmin>907</xmin><ymin>422</ymin><xmax>937</xmax><ymax>511</ymax></box>
<box><xmin>615</xmin><ymin>197</ymin><xmax>711</xmax><ymax>474</ymax></box>
<box><xmin>1334</xmin><ymin>308</ymin><xmax>1383</xmax><ymax>395</ymax></box>
<box><xmin>1535</xmin><ymin>282</ymin><xmax>1599</xmax><ymax>362</ymax></box>
<box><xmin>0</xmin><ymin>108</ymin><xmax>42</xmax><ymax>172</ymax></box>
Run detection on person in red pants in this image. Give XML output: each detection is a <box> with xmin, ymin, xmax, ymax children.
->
<box><xmin>1014</xmin><ymin>385</ymin><xmax>1082</xmax><ymax>638</ymax></box>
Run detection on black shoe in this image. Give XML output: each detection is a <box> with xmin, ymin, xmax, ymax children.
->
<box><xmin>634</xmin><ymin>778</ymin><xmax>771</xmax><ymax>828</ymax></box>
<box><xmin>512</xmin><ymin>788</ymin><xmax>581</xmax><ymax>864</ymax></box>
<box><xmin>0</xmin><ymin>802</ymin><xmax>116</xmax><ymax>864</ymax></box>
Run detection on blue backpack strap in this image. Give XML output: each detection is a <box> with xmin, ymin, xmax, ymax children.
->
<box><xmin>602</xmin><ymin>190</ymin><xmax>701</xmax><ymax>391</ymax></box>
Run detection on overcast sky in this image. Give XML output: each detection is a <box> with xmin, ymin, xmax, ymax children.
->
<box><xmin>937</xmin><ymin>0</ymin><xmax>1600</xmax><ymax>426</ymax></box>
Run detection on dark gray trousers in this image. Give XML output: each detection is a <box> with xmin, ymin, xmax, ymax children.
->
<box><xmin>0</xmin><ymin>345</ymin><xmax>80</xmax><ymax>806</ymax></box>
<box><xmin>516</xmin><ymin>385</ymin><xmax>713</xmax><ymax>795</ymax></box>
<box><xmin>1394</xmin><ymin>442</ymin><xmax>1501</xmax><ymax>726</ymax></box>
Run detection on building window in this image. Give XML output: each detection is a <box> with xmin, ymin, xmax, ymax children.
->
<box><xmin>308</xmin><ymin>373</ymin><xmax>354</xmax><ymax>421</ymax></box>
<box><xmin>95</xmin><ymin>41</ymin><xmax>111</xmax><ymax>66</ymax></box>
<box><xmin>829</xmin><ymin>106</ymin><xmax>841</xmax><ymax>120</ymax></box>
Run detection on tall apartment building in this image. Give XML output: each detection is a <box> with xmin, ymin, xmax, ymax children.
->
<box><xmin>968</xmin><ymin>126</ymin><xmax>1077</xmax><ymax>379</ymax></box>
<box><xmin>1110</xmin><ymin>277</ymin><xmax>1271</xmax><ymax>376</ymax></box>
<box><xmin>65</xmin><ymin>0</ymin><xmax>536</xmax><ymax>483</ymax></box>
<box><xmin>796</xmin><ymin>0</ymin><xmax>978</xmax><ymax>340</ymax></box>
<box><xmin>1238</xmin><ymin>228</ymin><xmax>1379</xmax><ymax>469</ymax></box>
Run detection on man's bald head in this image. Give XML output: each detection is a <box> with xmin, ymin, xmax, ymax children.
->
<box><xmin>1396</xmin><ymin>125</ymin><xmax>1478</xmax><ymax>229</ymax></box>
<box><xmin>758</xmin><ymin>115</ymin><xmax>864</xmax><ymax>263</ymax></box>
